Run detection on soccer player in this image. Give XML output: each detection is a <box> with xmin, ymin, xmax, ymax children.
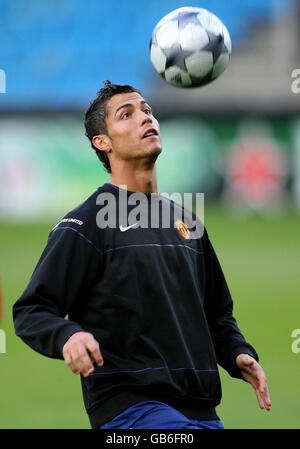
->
<box><xmin>13</xmin><ymin>80</ymin><xmax>271</xmax><ymax>429</ymax></box>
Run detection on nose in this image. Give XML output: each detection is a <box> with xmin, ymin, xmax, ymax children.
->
<box><xmin>140</xmin><ymin>111</ymin><xmax>152</xmax><ymax>126</ymax></box>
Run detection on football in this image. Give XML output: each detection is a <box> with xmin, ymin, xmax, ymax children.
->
<box><xmin>149</xmin><ymin>6</ymin><xmax>232</xmax><ymax>88</ymax></box>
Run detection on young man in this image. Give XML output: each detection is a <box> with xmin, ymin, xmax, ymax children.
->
<box><xmin>13</xmin><ymin>81</ymin><xmax>271</xmax><ymax>429</ymax></box>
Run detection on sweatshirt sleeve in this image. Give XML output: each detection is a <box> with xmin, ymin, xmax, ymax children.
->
<box><xmin>12</xmin><ymin>223</ymin><xmax>102</xmax><ymax>360</ymax></box>
<box><xmin>202</xmin><ymin>227</ymin><xmax>259</xmax><ymax>380</ymax></box>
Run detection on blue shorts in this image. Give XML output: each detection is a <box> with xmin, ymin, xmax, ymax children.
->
<box><xmin>100</xmin><ymin>400</ymin><xmax>224</xmax><ymax>429</ymax></box>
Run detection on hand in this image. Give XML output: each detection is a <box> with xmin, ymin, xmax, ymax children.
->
<box><xmin>62</xmin><ymin>331</ymin><xmax>103</xmax><ymax>377</ymax></box>
<box><xmin>236</xmin><ymin>353</ymin><xmax>271</xmax><ymax>411</ymax></box>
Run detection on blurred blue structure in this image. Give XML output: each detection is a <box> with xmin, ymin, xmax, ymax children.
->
<box><xmin>0</xmin><ymin>0</ymin><xmax>294</xmax><ymax>111</ymax></box>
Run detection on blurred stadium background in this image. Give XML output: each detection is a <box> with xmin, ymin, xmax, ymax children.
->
<box><xmin>0</xmin><ymin>0</ymin><xmax>300</xmax><ymax>429</ymax></box>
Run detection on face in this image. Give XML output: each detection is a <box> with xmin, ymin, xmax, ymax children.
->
<box><xmin>99</xmin><ymin>92</ymin><xmax>162</xmax><ymax>166</ymax></box>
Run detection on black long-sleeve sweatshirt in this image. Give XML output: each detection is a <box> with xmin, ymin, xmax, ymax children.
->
<box><xmin>13</xmin><ymin>182</ymin><xmax>258</xmax><ymax>428</ymax></box>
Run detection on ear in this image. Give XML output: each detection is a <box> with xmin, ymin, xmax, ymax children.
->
<box><xmin>92</xmin><ymin>134</ymin><xmax>112</xmax><ymax>153</ymax></box>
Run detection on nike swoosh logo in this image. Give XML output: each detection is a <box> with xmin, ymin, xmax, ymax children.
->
<box><xmin>120</xmin><ymin>223</ymin><xmax>138</xmax><ymax>232</ymax></box>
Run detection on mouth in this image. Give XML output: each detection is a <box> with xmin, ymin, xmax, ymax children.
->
<box><xmin>142</xmin><ymin>128</ymin><xmax>159</xmax><ymax>139</ymax></box>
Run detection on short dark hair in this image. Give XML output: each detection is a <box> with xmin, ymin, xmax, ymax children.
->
<box><xmin>84</xmin><ymin>80</ymin><xmax>142</xmax><ymax>173</ymax></box>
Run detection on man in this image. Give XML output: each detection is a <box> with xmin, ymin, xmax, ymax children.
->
<box><xmin>13</xmin><ymin>80</ymin><xmax>271</xmax><ymax>429</ymax></box>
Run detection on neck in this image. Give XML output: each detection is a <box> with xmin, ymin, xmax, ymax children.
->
<box><xmin>108</xmin><ymin>165</ymin><xmax>158</xmax><ymax>195</ymax></box>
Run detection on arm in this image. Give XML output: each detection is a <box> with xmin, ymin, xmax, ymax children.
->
<box><xmin>13</xmin><ymin>224</ymin><xmax>103</xmax><ymax>376</ymax></box>
<box><xmin>202</xmin><ymin>228</ymin><xmax>271</xmax><ymax>409</ymax></box>
<box><xmin>202</xmin><ymin>227</ymin><xmax>258</xmax><ymax>378</ymax></box>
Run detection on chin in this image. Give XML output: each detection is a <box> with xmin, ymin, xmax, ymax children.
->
<box><xmin>147</xmin><ymin>147</ymin><xmax>162</xmax><ymax>164</ymax></box>
<box><xmin>148</xmin><ymin>144</ymin><xmax>162</xmax><ymax>156</ymax></box>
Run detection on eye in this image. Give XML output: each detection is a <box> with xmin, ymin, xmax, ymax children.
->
<box><xmin>143</xmin><ymin>108</ymin><xmax>152</xmax><ymax>115</ymax></box>
<box><xmin>121</xmin><ymin>111</ymin><xmax>130</xmax><ymax>119</ymax></box>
